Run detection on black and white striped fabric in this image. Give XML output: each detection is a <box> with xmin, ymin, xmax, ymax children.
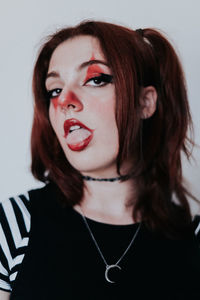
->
<box><xmin>0</xmin><ymin>193</ymin><xmax>30</xmax><ymax>292</ymax></box>
<box><xmin>0</xmin><ymin>193</ymin><xmax>200</xmax><ymax>292</ymax></box>
<box><xmin>194</xmin><ymin>215</ymin><xmax>200</xmax><ymax>242</ymax></box>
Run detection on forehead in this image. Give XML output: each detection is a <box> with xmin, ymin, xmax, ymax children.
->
<box><xmin>48</xmin><ymin>35</ymin><xmax>105</xmax><ymax>71</ymax></box>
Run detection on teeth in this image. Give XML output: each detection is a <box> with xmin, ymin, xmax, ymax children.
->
<box><xmin>69</xmin><ymin>125</ymin><xmax>81</xmax><ymax>132</ymax></box>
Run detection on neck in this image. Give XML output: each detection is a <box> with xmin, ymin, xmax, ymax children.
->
<box><xmin>74</xmin><ymin>176</ymin><xmax>137</xmax><ymax>225</ymax></box>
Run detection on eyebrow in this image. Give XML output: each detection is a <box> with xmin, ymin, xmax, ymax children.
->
<box><xmin>45</xmin><ymin>59</ymin><xmax>109</xmax><ymax>81</ymax></box>
<box><xmin>46</xmin><ymin>71</ymin><xmax>60</xmax><ymax>80</ymax></box>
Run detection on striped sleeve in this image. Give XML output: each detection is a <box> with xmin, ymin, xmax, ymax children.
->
<box><xmin>0</xmin><ymin>193</ymin><xmax>30</xmax><ymax>291</ymax></box>
<box><xmin>193</xmin><ymin>215</ymin><xmax>200</xmax><ymax>245</ymax></box>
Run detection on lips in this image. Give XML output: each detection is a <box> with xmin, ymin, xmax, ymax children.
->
<box><xmin>63</xmin><ymin>118</ymin><xmax>94</xmax><ymax>151</ymax></box>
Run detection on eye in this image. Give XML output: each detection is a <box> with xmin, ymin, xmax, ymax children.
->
<box><xmin>47</xmin><ymin>88</ymin><xmax>62</xmax><ymax>99</ymax></box>
<box><xmin>84</xmin><ymin>74</ymin><xmax>113</xmax><ymax>87</ymax></box>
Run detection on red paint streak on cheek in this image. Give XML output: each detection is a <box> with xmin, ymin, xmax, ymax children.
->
<box><xmin>52</xmin><ymin>97</ymin><xmax>59</xmax><ymax>109</ymax></box>
<box><xmin>84</xmin><ymin>64</ymin><xmax>104</xmax><ymax>82</ymax></box>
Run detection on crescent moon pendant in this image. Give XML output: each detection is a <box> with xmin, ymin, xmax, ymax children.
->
<box><xmin>105</xmin><ymin>264</ymin><xmax>122</xmax><ymax>283</ymax></box>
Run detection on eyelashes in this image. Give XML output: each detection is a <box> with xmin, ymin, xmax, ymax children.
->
<box><xmin>47</xmin><ymin>88</ymin><xmax>62</xmax><ymax>99</ymax></box>
<box><xmin>46</xmin><ymin>73</ymin><xmax>113</xmax><ymax>100</ymax></box>
<box><xmin>84</xmin><ymin>73</ymin><xmax>113</xmax><ymax>87</ymax></box>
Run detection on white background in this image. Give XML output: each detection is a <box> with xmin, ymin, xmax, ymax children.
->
<box><xmin>0</xmin><ymin>0</ymin><xmax>199</xmax><ymax>214</ymax></box>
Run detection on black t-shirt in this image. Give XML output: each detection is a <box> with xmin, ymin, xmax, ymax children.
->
<box><xmin>1</xmin><ymin>183</ymin><xmax>200</xmax><ymax>299</ymax></box>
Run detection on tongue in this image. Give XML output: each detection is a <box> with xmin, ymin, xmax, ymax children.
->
<box><xmin>66</xmin><ymin>128</ymin><xmax>91</xmax><ymax>144</ymax></box>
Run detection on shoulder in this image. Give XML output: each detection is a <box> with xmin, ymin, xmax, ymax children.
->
<box><xmin>27</xmin><ymin>182</ymin><xmax>60</xmax><ymax>206</ymax></box>
<box><xmin>0</xmin><ymin>183</ymin><xmax>54</xmax><ymax>292</ymax></box>
<box><xmin>0</xmin><ymin>192</ymin><xmax>31</xmax><ymax>233</ymax></box>
<box><xmin>0</xmin><ymin>182</ymin><xmax>69</xmax><ymax>292</ymax></box>
<box><xmin>0</xmin><ymin>183</ymin><xmax>51</xmax><ymax>251</ymax></box>
<box><xmin>0</xmin><ymin>191</ymin><xmax>31</xmax><ymax>291</ymax></box>
<box><xmin>0</xmin><ymin>193</ymin><xmax>31</xmax><ymax>251</ymax></box>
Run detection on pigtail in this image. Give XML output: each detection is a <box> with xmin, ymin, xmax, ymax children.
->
<box><xmin>134</xmin><ymin>28</ymin><xmax>197</xmax><ymax>236</ymax></box>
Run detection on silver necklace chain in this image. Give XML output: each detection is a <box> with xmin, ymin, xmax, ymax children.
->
<box><xmin>79</xmin><ymin>207</ymin><xmax>142</xmax><ymax>283</ymax></box>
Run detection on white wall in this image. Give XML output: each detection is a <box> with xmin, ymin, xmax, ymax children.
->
<box><xmin>0</xmin><ymin>0</ymin><xmax>199</xmax><ymax>214</ymax></box>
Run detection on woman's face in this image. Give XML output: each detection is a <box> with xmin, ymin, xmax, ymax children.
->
<box><xmin>46</xmin><ymin>35</ymin><xmax>119</xmax><ymax>177</ymax></box>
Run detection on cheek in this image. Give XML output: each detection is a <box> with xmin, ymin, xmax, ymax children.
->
<box><xmin>90</xmin><ymin>92</ymin><xmax>116</xmax><ymax>128</ymax></box>
<box><xmin>49</xmin><ymin>103</ymin><xmax>56</xmax><ymax>128</ymax></box>
<box><xmin>49</xmin><ymin>103</ymin><xmax>64</xmax><ymax>137</ymax></box>
<box><xmin>89</xmin><ymin>95</ymin><xmax>118</xmax><ymax>148</ymax></box>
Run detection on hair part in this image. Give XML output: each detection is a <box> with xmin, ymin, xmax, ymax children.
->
<box><xmin>31</xmin><ymin>20</ymin><xmax>197</xmax><ymax>237</ymax></box>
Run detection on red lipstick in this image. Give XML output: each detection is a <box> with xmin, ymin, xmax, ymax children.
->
<box><xmin>63</xmin><ymin>118</ymin><xmax>94</xmax><ymax>151</ymax></box>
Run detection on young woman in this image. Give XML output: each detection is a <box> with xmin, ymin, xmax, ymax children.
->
<box><xmin>0</xmin><ymin>20</ymin><xmax>200</xmax><ymax>299</ymax></box>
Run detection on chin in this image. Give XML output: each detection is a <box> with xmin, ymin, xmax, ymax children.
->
<box><xmin>64</xmin><ymin>153</ymin><xmax>117</xmax><ymax>176</ymax></box>
<box><xmin>61</xmin><ymin>138</ymin><xmax>119</xmax><ymax>175</ymax></box>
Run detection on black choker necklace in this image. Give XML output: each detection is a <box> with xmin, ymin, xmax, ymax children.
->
<box><xmin>81</xmin><ymin>174</ymin><xmax>131</xmax><ymax>182</ymax></box>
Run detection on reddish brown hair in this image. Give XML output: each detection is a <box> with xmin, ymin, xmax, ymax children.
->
<box><xmin>31</xmin><ymin>20</ymin><xmax>196</xmax><ymax>236</ymax></box>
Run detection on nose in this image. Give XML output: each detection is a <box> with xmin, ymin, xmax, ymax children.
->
<box><xmin>58</xmin><ymin>91</ymin><xmax>83</xmax><ymax>112</ymax></box>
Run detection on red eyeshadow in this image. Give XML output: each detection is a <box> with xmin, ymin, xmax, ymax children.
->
<box><xmin>84</xmin><ymin>64</ymin><xmax>104</xmax><ymax>82</ymax></box>
<box><xmin>84</xmin><ymin>54</ymin><xmax>105</xmax><ymax>82</ymax></box>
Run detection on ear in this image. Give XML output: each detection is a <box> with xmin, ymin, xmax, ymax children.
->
<box><xmin>139</xmin><ymin>86</ymin><xmax>158</xmax><ymax>119</ymax></box>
